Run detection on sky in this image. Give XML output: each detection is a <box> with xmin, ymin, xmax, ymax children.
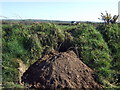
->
<box><xmin>0</xmin><ymin>0</ymin><xmax>120</xmax><ymax>22</ymax></box>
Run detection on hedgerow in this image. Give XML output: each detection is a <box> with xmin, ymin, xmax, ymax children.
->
<box><xmin>2</xmin><ymin>22</ymin><xmax>120</xmax><ymax>88</ymax></box>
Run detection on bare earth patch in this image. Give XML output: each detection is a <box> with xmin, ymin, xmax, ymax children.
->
<box><xmin>22</xmin><ymin>50</ymin><xmax>102</xmax><ymax>89</ymax></box>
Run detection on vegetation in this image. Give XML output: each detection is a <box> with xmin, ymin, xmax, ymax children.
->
<box><xmin>2</xmin><ymin>21</ymin><xmax>120</xmax><ymax>88</ymax></box>
<box><xmin>98</xmin><ymin>11</ymin><xmax>119</xmax><ymax>24</ymax></box>
<box><xmin>97</xmin><ymin>24</ymin><xmax>120</xmax><ymax>86</ymax></box>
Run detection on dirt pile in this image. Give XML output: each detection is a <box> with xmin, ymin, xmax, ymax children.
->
<box><xmin>22</xmin><ymin>50</ymin><xmax>102</xmax><ymax>89</ymax></box>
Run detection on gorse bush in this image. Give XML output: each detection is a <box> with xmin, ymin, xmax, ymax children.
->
<box><xmin>29</xmin><ymin>23</ymin><xmax>65</xmax><ymax>54</ymax></box>
<box><xmin>2</xmin><ymin>24</ymin><xmax>29</xmax><ymax>85</ymax></box>
<box><xmin>2</xmin><ymin>24</ymin><xmax>30</xmax><ymax>62</ymax></box>
<box><xmin>2</xmin><ymin>23</ymin><xmax>66</xmax><ymax>87</ymax></box>
<box><xmin>66</xmin><ymin>24</ymin><xmax>112</xmax><ymax>83</ymax></box>
<box><xmin>97</xmin><ymin>24</ymin><xmax>120</xmax><ymax>85</ymax></box>
<box><xmin>97</xmin><ymin>24</ymin><xmax>120</xmax><ymax>71</ymax></box>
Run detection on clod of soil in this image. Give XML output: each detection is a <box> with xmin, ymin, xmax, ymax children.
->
<box><xmin>22</xmin><ymin>50</ymin><xmax>102</xmax><ymax>89</ymax></box>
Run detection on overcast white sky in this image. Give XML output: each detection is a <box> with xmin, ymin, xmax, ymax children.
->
<box><xmin>1</xmin><ymin>0</ymin><xmax>120</xmax><ymax>22</ymax></box>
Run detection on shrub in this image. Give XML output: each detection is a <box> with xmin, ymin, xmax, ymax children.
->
<box><xmin>97</xmin><ymin>24</ymin><xmax>120</xmax><ymax>85</ymax></box>
<box><xmin>29</xmin><ymin>23</ymin><xmax>65</xmax><ymax>53</ymax></box>
<box><xmin>66</xmin><ymin>24</ymin><xmax>112</xmax><ymax>83</ymax></box>
<box><xmin>97</xmin><ymin>24</ymin><xmax>120</xmax><ymax>71</ymax></box>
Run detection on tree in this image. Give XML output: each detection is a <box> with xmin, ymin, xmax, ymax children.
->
<box><xmin>98</xmin><ymin>11</ymin><xmax>119</xmax><ymax>24</ymax></box>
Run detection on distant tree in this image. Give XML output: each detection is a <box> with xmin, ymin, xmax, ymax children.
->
<box><xmin>98</xmin><ymin>11</ymin><xmax>119</xmax><ymax>24</ymax></box>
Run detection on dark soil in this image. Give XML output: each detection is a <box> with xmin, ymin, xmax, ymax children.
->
<box><xmin>22</xmin><ymin>50</ymin><xmax>102</xmax><ymax>89</ymax></box>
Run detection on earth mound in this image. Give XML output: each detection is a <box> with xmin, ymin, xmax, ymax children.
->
<box><xmin>22</xmin><ymin>50</ymin><xmax>102</xmax><ymax>89</ymax></box>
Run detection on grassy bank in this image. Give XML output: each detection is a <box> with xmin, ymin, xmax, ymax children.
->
<box><xmin>2</xmin><ymin>22</ymin><xmax>120</xmax><ymax>88</ymax></box>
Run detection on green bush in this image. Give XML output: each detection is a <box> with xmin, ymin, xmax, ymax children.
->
<box><xmin>29</xmin><ymin>23</ymin><xmax>65</xmax><ymax>52</ymax></box>
<box><xmin>66</xmin><ymin>24</ymin><xmax>112</xmax><ymax>84</ymax></box>
<box><xmin>97</xmin><ymin>24</ymin><xmax>120</xmax><ymax>86</ymax></box>
<box><xmin>2</xmin><ymin>23</ymin><xmax>66</xmax><ymax>87</ymax></box>
<box><xmin>98</xmin><ymin>24</ymin><xmax>120</xmax><ymax>71</ymax></box>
